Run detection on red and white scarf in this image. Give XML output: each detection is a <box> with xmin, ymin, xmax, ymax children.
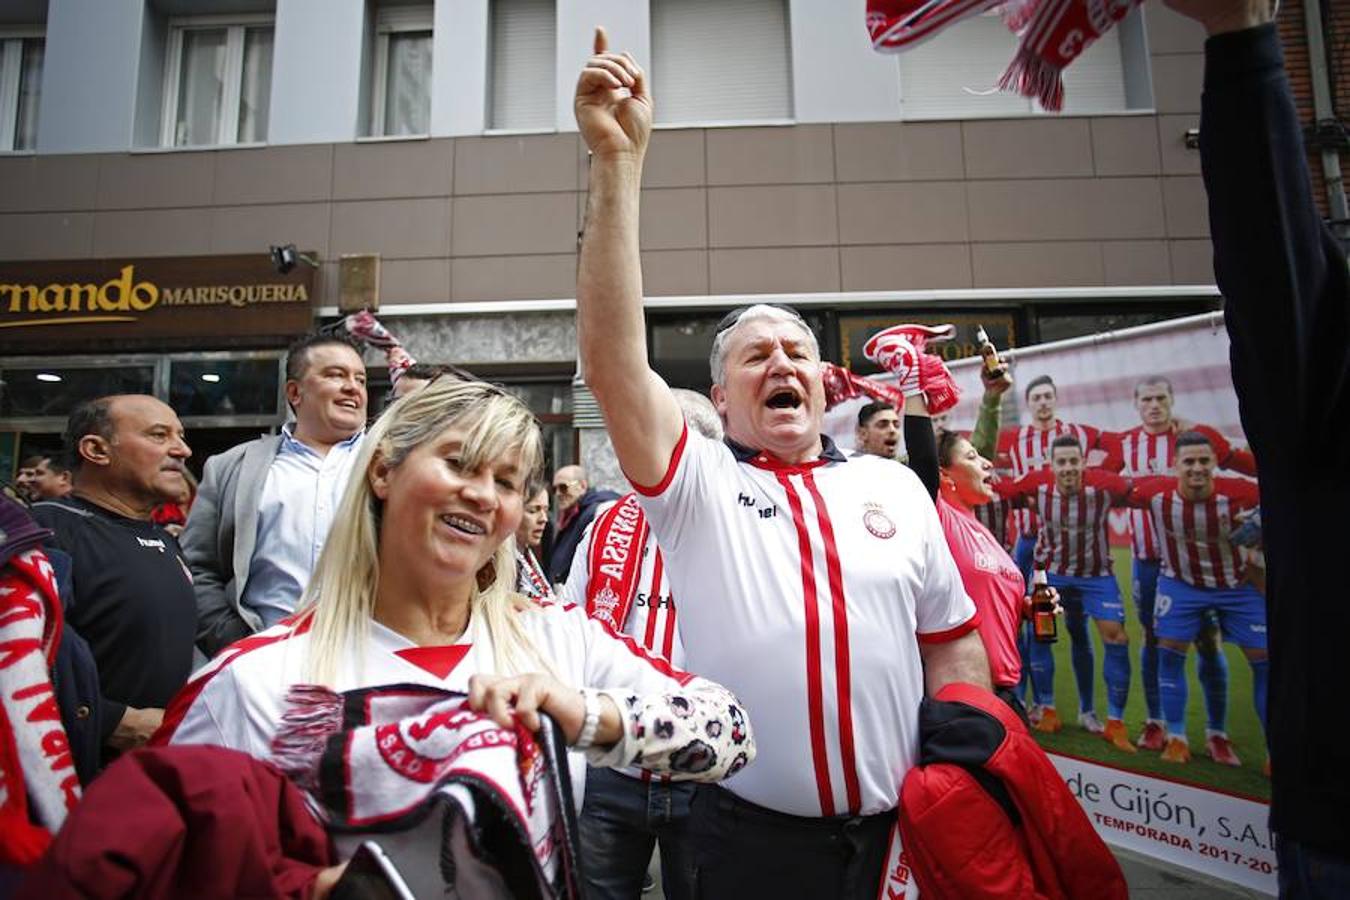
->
<box><xmin>0</xmin><ymin>548</ymin><xmax>81</xmax><ymax>866</ymax></box>
<box><xmin>584</xmin><ymin>495</ymin><xmax>650</xmax><ymax>633</ymax></box>
<box><xmin>867</xmin><ymin>0</ymin><xmax>1143</xmax><ymax>110</ymax></box>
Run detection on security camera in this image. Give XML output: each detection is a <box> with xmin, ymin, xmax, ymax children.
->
<box><xmin>269</xmin><ymin>244</ymin><xmax>319</xmax><ymax>274</ymax></box>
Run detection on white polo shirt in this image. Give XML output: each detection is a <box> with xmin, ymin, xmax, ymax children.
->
<box><xmin>635</xmin><ymin>427</ymin><xmax>977</xmax><ymax>817</ymax></box>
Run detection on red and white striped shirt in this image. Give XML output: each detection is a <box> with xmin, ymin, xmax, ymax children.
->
<box><xmin>1112</xmin><ymin>424</ymin><xmax>1258</xmax><ymax>560</ymax></box>
<box><xmin>996</xmin><ymin>421</ymin><xmax>1118</xmax><ymax>538</ymax></box>
<box><xmin>999</xmin><ymin>469</ymin><xmax>1133</xmax><ymax>578</ymax></box>
<box><xmin>972</xmin><ymin>495</ymin><xmax>1014</xmax><ymax>551</ymax></box>
<box><xmin>636</xmin><ymin>427</ymin><xmax>976</xmax><ymax>818</ymax></box>
<box><xmin>1142</xmin><ymin>478</ymin><xmax>1261</xmax><ymax>589</ymax></box>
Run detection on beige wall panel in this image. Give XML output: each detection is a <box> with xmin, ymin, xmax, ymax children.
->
<box><xmin>707</xmin><ymin>185</ymin><xmax>838</xmax><ymax>248</ymax></box>
<box><xmin>641</xmin><ymin>130</ymin><xmax>706</xmax><ymax>189</ymax></box>
<box><xmin>1102</xmin><ymin>240</ymin><xmax>1172</xmax><ymax>285</ymax></box>
<box><xmin>0</xmin><ymin>212</ymin><xmax>95</xmax><ymax>259</ymax></box>
<box><xmin>642</xmin><ymin>249</ymin><xmax>710</xmax><ymax>295</ymax></box>
<box><xmin>972</xmin><ymin>242</ymin><xmax>1105</xmax><ymax>287</ymax></box>
<box><xmin>705</xmin><ymin>125</ymin><xmax>835</xmax><ymax>186</ymax></box>
<box><xmin>1144</xmin><ymin>4</ymin><xmax>1208</xmax><ymax>55</ymax></box>
<box><xmin>833</xmin><ymin>122</ymin><xmax>964</xmax><ymax>183</ymax></box>
<box><xmin>0</xmin><ymin>155</ymin><xmax>102</xmax><ymax>213</ymax></box>
<box><xmin>450</xmin><ymin>253</ymin><xmax>576</xmax><ymax>301</ymax></box>
<box><xmin>314</xmin><ymin>261</ymin><xmax>338</xmax><ymax>308</ymax></box>
<box><xmin>1168</xmin><ymin>239</ymin><xmax>1215</xmax><ymax>284</ymax></box>
<box><xmin>837</xmin><ymin>182</ymin><xmax>969</xmax><ymax>245</ymax></box>
<box><xmin>709</xmin><ymin>247</ymin><xmax>841</xmax><ymax>294</ymax></box>
<box><xmin>91</xmin><ymin>208</ymin><xmax>213</xmax><ymax>258</ymax></box>
<box><xmin>1157</xmin><ymin>115</ymin><xmax>1202</xmax><ymax>175</ymax></box>
<box><xmin>963</xmin><ymin>118</ymin><xmax>1094</xmax><ymax>179</ymax></box>
<box><xmin>213</xmin><ymin>144</ymin><xmax>333</xmax><ymax>205</ymax></box>
<box><xmin>377</xmin><ymin>258</ymin><xmax>452</xmax><ymax>304</ymax></box>
<box><xmin>333</xmin><ymin>139</ymin><xmax>455</xmax><ymax>200</ymax></box>
<box><xmin>1090</xmin><ymin>116</ymin><xmax>1162</xmax><ymax>177</ymax></box>
<box><xmin>640</xmin><ymin>188</ymin><xmax>707</xmax><ymax>251</ymax></box>
<box><xmin>332</xmin><ymin>197</ymin><xmax>452</xmax><ymax>259</ymax></box>
<box><xmin>1151</xmin><ymin>54</ymin><xmax>1204</xmax><ymax>115</ymax></box>
<box><xmin>96</xmin><ymin>152</ymin><xmax>216</xmax><ymax>210</ymax></box>
<box><xmin>451</xmin><ymin>193</ymin><xmax>577</xmax><ymax>257</ymax></box>
<box><xmin>968</xmin><ymin>177</ymin><xmax>1165</xmax><ymax>241</ymax></box>
<box><xmin>455</xmin><ymin>133</ymin><xmax>578</xmax><ymax>195</ymax></box>
<box><xmin>1162</xmin><ymin>176</ymin><xmax>1210</xmax><ymax>238</ymax></box>
<box><xmin>840</xmin><ymin>244</ymin><xmax>973</xmax><ymax>291</ymax></box>
<box><xmin>209</xmin><ymin>203</ymin><xmax>331</xmax><ymax>256</ymax></box>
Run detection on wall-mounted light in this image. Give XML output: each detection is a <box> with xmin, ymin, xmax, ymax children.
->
<box><xmin>269</xmin><ymin>244</ymin><xmax>320</xmax><ymax>275</ymax></box>
<box><xmin>201</xmin><ymin>373</ymin><xmax>222</xmax><ymax>383</ymax></box>
<box><xmin>36</xmin><ymin>373</ymin><xmax>62</xmax><ymax>383</ymax></box>
<box><xmin>1184</xmin><ymin>128</ymin><xmax>1200</xmax><ymax>150</ymax></box>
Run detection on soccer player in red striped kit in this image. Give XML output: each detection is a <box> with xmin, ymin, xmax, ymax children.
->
<box><xmin>1135</xmin><ymin>431</ymin><xmax>1266</xmax><ymax>767</ymax></box>
<box><xmin>572</xmin><ymin>29</ymin><xmax>986</xmax><ymax>898</ymax></box>
<box><xmin>1112</xmin><ymin>375</ymin><xmax>1256</xmax><ymax>760</ymax></box>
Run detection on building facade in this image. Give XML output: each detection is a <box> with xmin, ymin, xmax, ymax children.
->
<box><xmin>1</xmin><ymin>0</ymin><xmax>1343</xmax><ymax>484</ymax></box>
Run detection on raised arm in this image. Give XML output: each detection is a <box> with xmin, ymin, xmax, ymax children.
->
<box><xmin>575</xmin><ymin>28</ymin><xmax>684</xmax><ymax>487</ymax></box>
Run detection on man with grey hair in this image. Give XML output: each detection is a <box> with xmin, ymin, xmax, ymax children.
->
<box><xmin>573</xmin><ymin>30</ymin><xmax>987</xmax><ymax>897</ymax></box>
<box><xmin>559</xmin><ymin>388</ymin><xmax>720</xmax><ymax>900</ymax></box>
<box><xmin>546</xmin><ymin>463</ymin><xmax>618</xmax><ymax>585</ymax></box>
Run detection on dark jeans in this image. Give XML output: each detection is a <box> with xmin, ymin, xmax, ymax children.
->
<box><xmin>687</xmin><ymin>784</ymin><xmax>892</xmax><ymax>900</ymax></box>
<box><xmin>579</xmin><ymin>767</ymin><xmax>695</xmax><ymax>900</ymax></box>
<box><xmin>1278</xmin><ymin>836</ymin><xmax>1350</xmax><ymax>899</ymax></box>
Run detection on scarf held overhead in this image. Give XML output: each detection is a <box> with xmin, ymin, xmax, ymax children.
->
<box><xmin>867</xmin><ymin>0</ymin><xmax>1143</xmax><ymax>110</ymax></box>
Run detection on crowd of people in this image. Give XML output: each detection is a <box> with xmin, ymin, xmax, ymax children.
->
<box><xmin>0</xmin><ymin>0</ymin><xmax>1345</xmax><ymax>896</ymax></box>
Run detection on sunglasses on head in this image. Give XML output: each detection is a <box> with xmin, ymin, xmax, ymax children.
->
<box><xmin>714</xmin><ymin>302</ymin><xmax>807</xmax><ymax>336</ymax></box>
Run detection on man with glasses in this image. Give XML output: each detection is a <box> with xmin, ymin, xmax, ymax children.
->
<box><xmin>546</xmin><ymin>464</ymin><xmax>618</xmax><ymax>586</ymax></box>
<box><xmin>572</xmin><ymin>30</ymin><xmax>986</xmax><ymax>898</ymax></box>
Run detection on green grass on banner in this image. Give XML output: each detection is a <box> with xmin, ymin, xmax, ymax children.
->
<box><xmin>1028</xmin><ymin>547</ymin><xmax>1271</xmax><ymax>801</ymax></box>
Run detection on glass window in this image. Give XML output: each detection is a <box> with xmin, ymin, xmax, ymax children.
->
<box><xmin>371</xmin><ymin>5</ymin><xmax>433</xmax><ymax>137</ymax></box>
<box><xmin>1033</xmin><ymin>303</ymin><xmax>1218</xmax><ymax>344</ymax></box>
<box><xmin>163</xmin><ymin>18</ymin><xmax>274</xmax><ymax>147</ymax></box>
<box><xmin>169</xmin><ymin>358</ymin><xmax>281</xmax><ymax>417</ymax></box>
<box><xmin>0</xmin><ymin>34</ymin><xmax>44</xmax><ymax>151</ymax></box>
<box><xmin>651</xmin><ymin>0</ymin><xmax>791</xmax><ymax>125</ymax></box>
<box><xmin>489</xmin><ymin>0</ymin><xmax>555</xmax><ymax>131</ymax></box>
<box><xmin>0</xmin><ymin>365</ymin><xmax>156</xmax><ymax>419</ymax></box>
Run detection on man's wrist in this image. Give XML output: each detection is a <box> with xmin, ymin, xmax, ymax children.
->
<box><xmin>1200</xmin><ymin>2</ymin><xmax>1274</xmax><ymax>36</ymax></box>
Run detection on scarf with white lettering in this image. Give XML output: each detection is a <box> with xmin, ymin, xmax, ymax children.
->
<box><xmin>584</xmin><ymin>495</ymin><xmax>650</xmax><ymax>633</ymax></box>
<box><xmin>272</xmin><ymin>684</ymin><xmax>583</xmax><ymax>899</ymax></box>
<box><xmin>867</xmin><ymin>0</ymin><xmax>1143</xmax><ymax>110</ymax></box>
<box><xmin>0</xmin><ymin>546</ymin><xmax>81</xmax><ymax>865</ymax></box>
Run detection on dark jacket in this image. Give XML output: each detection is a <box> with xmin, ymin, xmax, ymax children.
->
<box><xmin>897</xmin><ymin>683</ymin><xmax>1126</xmax><ymax>900</ymax></box>
<box><xmin>547</xmin><ymin>489</ymin><xmax>620</xmax><ymax>586</ymax></box>
<box><xmin>1201</xmin><ymin>25</ymin><xmax>1350</xmax><ymax>852</ymax></box>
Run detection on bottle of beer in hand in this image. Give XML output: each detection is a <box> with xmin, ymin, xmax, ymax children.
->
<box><xmin>976</xmin><ymin>325</ymin><xmax>1003</xmax><ymax>375</ymax></box>
<box><xmin>1031</xmin><ymin>569</ymin><xmax>1057</xmax><ymax>643</ymax></box>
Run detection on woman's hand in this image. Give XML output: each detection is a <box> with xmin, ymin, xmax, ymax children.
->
<box><xmin>467</xmin><ymin>673</ymin><xmax>621</xmax><ymax>747</ymax></box>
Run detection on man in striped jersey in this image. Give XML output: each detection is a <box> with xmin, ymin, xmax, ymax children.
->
<box><xmin>1114</xmin><ymin>376</ymin><xmax>1257</xmax><ymax>759</ymax></box>
<box><xmin>558</xmin><ymin>389</ymin><xmax>722</xmax><ymax>900</ymax></box>
<box><xmin>574</xmin><ymin>30</ymin><xmax>987</xmax><ymax>898</ymax></box>
<box><xmin>1141</xmin><ymin>431</ymin><xmax>1266</xmax><ymax>767</ymax></box>
<box><xmin>998</xmin><ymin>435</ymin><xmax>1140</xmax><ymax>751</ymax></box>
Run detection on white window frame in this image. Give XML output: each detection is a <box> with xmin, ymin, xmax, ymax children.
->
<box><xmin>369</xmin><ymin>5</ymin><xmax>434</xmax><ymax>137</ymax></box>
<box><xmin>159</xmin><ymin>13</ymin><xmax>274</xmax><ymax>148</ymax></box>
<box><xmin>0</xmin><ymin>27</ymin><xmax>43</xmax><ymax>152</ymax></box>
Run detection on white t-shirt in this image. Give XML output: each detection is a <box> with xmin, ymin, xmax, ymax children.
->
<box><xmin>635</xmin><ymin>427</ymin><xmax>977</xmax><ymax>817</ymax></box>
<box><xmin>159</xmin><ymin>601</ymin><xmax>747</xmax><ymax>807</ymax></box>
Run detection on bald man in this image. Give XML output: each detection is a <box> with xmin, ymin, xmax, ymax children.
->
<box><xmin>31</xmin><ymin>395</ymin><xmax>198</xmax><ymax>761</ymax></box>
<box><xmin>547</xmin><ymin>464</ymin><xmax>619</xmax><ymax>585</ymax></box>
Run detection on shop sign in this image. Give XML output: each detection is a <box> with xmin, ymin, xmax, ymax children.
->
<box><xmin>0</xmin><ymin>254</ymin><xmax>316</xmax><ymax>351</ymax></box>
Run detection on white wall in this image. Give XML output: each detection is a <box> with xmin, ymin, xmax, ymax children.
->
<box><xmin>38</xmin><ymin>0</ymin><xmax>147</xmax><ymax>152</ymax></box>
<box><xmin>270</xmin><ymin>0</ymin><xmax>366</xmax><ymax>143</ymax></box>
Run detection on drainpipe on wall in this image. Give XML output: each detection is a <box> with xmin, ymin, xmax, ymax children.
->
<box><xmin>1303</xmin><ymin>0</ymin><xmax>1350</xmax><ymax>245</ymax></box>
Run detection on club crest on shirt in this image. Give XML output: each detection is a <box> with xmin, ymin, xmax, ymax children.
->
<box><xmin>863</xmin><ymin>503</ymin><xmax>896</xmax><ymax>540</ymax></box>
<box><xmin>592</xmin><ymin>585</ymin><xmax>621</xmax><ymax>628</ymax></box>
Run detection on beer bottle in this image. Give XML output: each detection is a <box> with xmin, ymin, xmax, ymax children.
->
<box><xmin>976</xmin><ymin>325</ymin><xmax>1003</xmax><ymax>376</ymax></box>
<box><xmin>1031</xmin><ymin>569</ymin><xmax>1057</xmax><ymax>643</ymax></box>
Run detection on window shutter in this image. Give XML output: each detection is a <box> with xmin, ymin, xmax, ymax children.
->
<box><xmin>490</xmin><ymin>0</ymin><xmax>555</xmax><ymax>130</ymax></box>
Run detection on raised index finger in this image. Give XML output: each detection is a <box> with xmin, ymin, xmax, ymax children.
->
<box><xmin>593</xmin><ymin>25</ymin><xmax>607</xmax><ymax>55</ymax></box>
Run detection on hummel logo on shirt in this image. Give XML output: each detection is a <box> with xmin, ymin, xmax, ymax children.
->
<box><xmin>137</xmin><ymin>536</ymin><xmax>167</xmax><ymax>552</ymax></box>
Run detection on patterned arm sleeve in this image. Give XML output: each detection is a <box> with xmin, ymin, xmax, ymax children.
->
<box><xmin>581</xmin><ymin>679</ymin><xmax>755</xmax><ymax>782</ymax></box>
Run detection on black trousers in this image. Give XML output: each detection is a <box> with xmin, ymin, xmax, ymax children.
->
<box><xmin>687</xmin><ymin>784</ymin><xmax>892</xmax><ymax>899</ymax></box>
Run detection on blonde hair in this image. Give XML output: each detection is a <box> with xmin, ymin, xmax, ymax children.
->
<box><xmin>298</xmin><ymin>377</ymin><xmax>547</xmax><ymax>685</ymax></box>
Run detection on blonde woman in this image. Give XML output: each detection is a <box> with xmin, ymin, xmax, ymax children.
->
<box><xmin>156</xmin><ymin>379</ymin><xmax>753</xmax><ymax>818</ymax></box>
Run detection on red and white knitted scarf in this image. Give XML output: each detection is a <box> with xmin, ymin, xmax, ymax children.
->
<box><xmin>0</xmin><ymin>548</ymin><xmax>81</xmax><ymax>866</ymax></box>
<box><xmin>867</xmin><ymin>0</ymin><xmax>1144</xmax><ymax>110</ymax></box>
